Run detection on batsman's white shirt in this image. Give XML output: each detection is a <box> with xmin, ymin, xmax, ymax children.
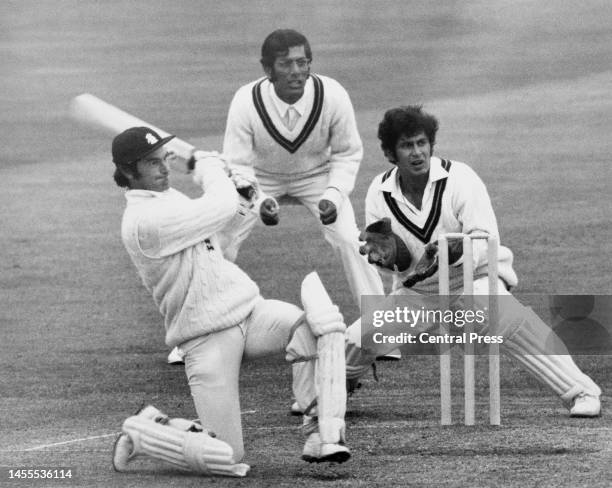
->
<box><xmin>223</xmin><ymin>74</ymin><xmax>362</xmax><ymax>199</ymax></box>
<box><xmin>365</xmin><ymin>156</ymin><xmax>518</xmax><ymax>293</ymax></box>
<box><xmin>121</xmin><ymin>164</ymin><xmax>260</xmax><ymax>348</ymax></box>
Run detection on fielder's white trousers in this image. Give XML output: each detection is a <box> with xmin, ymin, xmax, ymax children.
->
<box><xmin>224</xmin><ymin>172</ymin><xmax>384</xmax><ymax>305</ymax></box>
<box><xmin>179</xmin><ymin>298</ymin><xmax>316</xmax><ymax>463</ymax></box>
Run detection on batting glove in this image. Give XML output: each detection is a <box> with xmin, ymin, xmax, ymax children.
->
<box><xmin>187</xmin><ymin>150</ymin><xmax>226</xmax><ymax>172</ymax></box>
<box><xmin>229</xmin><ymin>168</ymin><xmax>258</xmax><ymax>201</ymax></box>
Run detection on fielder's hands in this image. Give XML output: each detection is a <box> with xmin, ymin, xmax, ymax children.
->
<box><xmin>318</xmin><ymin>199</ymin><xmax>337</xmax><ymax>225</ymax></box>
<box><xmin>260</xmin><ymin>197</ymin><xmax>279</xmax><ymax>226</ymax></box>
<box><xmin>359</xmin><ymin>217</ymin><xmax>412</xmax><ymax>271</ymax></box>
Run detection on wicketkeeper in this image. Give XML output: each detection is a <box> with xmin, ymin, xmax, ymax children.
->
<box><xmin>110</xmin><ymin>127</ymin><xmax>350</xmax><ymax>477</ymax></box>
<box><xmin>346</xmin><ymin>106</ymin><xmax>601</xmax><ymax>418</ymax></box>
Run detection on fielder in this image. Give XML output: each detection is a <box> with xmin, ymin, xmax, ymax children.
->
<box><xmin>347</xmin><ymin>105</ymin><xmax>601</xmax><ymax>417</ymax></box>
<box><xmin>168</xmin><ymin>28</ymin><xmax>392</xmax><ymax>369</ymax></box>
<box><xmin>221</xmin><ymin>28</ymin><xmax>383</xmax><ymax>302</ymax></box>
<box><xmin>110</xmin><ymin>127</ymin><xmax>350</xmax><ymax>477</ymax></box>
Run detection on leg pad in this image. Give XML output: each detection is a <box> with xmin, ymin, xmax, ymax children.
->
<box><xmin>116</xmin><ymin>408</ymin><xmax>250</xmax><ymax>477</ymax></box>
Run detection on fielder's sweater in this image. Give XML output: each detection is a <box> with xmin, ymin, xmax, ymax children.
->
<box><xmin>222</xmin><ymin>74</ymin><xmax>362</xmax><ymax>198</ymax></box>
<box><xmin>121</xmin><ymin>161</ymin><xmax>260</xmax><ymax>347</ymax></box>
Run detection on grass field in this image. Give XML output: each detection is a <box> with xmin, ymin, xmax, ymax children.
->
<box><xmin>2</xmin><ymin>1</ymin><xmax>612</xmax><ymax>487</ymax></box>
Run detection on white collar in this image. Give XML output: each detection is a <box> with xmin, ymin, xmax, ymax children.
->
<box><xmin>267</xmin><ymin>76</ymin><xmax>313</xmax><ymax>118</ymax></box>
<box><xmin>380</xmin><ymin>157</ymin><xmax>450</xmax><ymax>199</ymax></box>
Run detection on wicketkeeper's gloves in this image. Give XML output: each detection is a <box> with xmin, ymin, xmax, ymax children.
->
<box><xmin>402</xmin><ymin>238</ymin><xmax>463</xmax><ymax>288</ymax></box>
<box><xmin>359</xmin><ymin>218</ymin><xmax>412</xmax><ymax>271</ymax></box>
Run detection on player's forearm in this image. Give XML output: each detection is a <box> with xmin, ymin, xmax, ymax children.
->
<box><xmin>326</xmin><ymin>158</ymin><xmax>360</xmax><ymax>200</ymax></box>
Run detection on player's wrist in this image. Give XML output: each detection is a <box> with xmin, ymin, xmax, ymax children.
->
<box><xmin>192</xmin><ymin>157</ymin><xmax>229</xmax><ymax>187</ymax></box>
<box><xmin>321</xmin><ymin>187</ymin><xmax>344</xmax><ymax>209</ymax></box>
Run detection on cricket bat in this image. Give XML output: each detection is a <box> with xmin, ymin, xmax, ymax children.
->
<box><xmin>69</xmin><ymin>93</ymin><xmax>196</xmax><ymax>173</ymax></box>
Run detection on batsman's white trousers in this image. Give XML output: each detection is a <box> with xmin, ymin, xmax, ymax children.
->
<box><xmin>179</xmin><ymin>298</ymin><xmax>316</xmax><ymax>463</ymax></box>
<box><xmin>346</xmin><ymin>276</ymin><xmax>600</xmax><ymax>406</ymax></box>
<box><xmin>224</xmin><ymin>171</ymin><xmax>384</xmax><ymax>304</ymax></box>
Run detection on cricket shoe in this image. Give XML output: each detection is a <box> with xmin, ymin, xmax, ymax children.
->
<box><xmin>302</xmin><ymin>415</ymin><xmax>318</xmax><ymax>436</ymax></box>
<box><xmin>167</xmin><ymin>347</ymin><xmax>185</xmax><ymax>365</ymax></box>
<box><xmin>290</xmin><ymin>401</ymin><xmax>304</xmax><ymax>416</ymax></box>
<box><xmin>112</xmin><ymin>405</ymin><xmax>169</xmax><ymax>471</ymax></box>
<box><xmin>136</xmin><ymin>405</ymin><xmax>205</xmax><ymax>433</ymax></box>
<box><xmin>570</xmin><ymin>394</ymin><xmax>601</xmax><ymax>417</ymax></box>
<box><xmin>376</xmin><ymin>348</ymin><xmax>402</xmax><ymax>361</ymax></box>
<box><xmin>112</xmin><ymin>433</ymin><xmax>135</xmax><ymax>472</ymax></box>
<box><xmin>302</xmin><ymin>433</ymin><xmax>350</xmax><ymax>464</ymax></box>
<box><xmin>135</xmin><ymin>405</ymin><xmax>169</xmax><ymax>423</ymax></box>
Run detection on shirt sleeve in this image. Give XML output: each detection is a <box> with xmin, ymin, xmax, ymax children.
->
<box><xmin>451</xmin><ymin>164</ymin><xmax>500</xmax><ymax>268</ymax></box>
<box><xmin>363</xmin><ymin>175</ymin><xmax>399</xmax><ymax>282</ymax></box>
<box><xmin>325</xmin><ymin>80</ymin><xmax>363</xmax><ymax>198</ymax></box>
<box><xmin>222</xmin><ymin>86</ymin><xmax>257</xmax><ymax>180</ymax></box>
<box><xmin>364</xmin><ymin>174</ymin><xmax>386</xmax><ymax>226</ymax></box>
<box><xmin>136</xmin><ymin>162</ymin><xmax>239</xmax><ymax>258</ymax></box>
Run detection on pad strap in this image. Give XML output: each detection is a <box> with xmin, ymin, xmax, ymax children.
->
<box><xmin>306</xmin><ymin>306</ymin><xmax>346</xmax><ymax>336</ymax></box>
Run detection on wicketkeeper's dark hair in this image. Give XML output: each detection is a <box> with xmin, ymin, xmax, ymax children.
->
<box><xmin>377</xmin><ymin>105</ymin><xmax>439</xmax><ymax>161</ymax></box>
<box><xmin>260</xmin><ymin>29</ymin><xmax>312</xmax><ymax>69</ymax></box>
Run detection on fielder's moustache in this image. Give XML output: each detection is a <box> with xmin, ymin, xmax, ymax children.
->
<box><xmin>112</xmin><ymin>126</ymin><xmax>175</xmax><ymax>165</ymax></box>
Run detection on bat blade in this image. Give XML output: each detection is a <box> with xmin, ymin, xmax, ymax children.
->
<box><xmin>69</xmin><ymin>93</ymin><xmax>194</xmax><ymax>173</ymax></box>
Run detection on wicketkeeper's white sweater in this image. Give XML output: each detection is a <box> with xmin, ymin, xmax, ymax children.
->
<box><xmin>121</xmin><ymin>162</ymin><xmax>260</xmax><ymax>347</ymax></box>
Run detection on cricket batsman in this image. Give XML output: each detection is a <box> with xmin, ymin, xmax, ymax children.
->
<box><xmin>109</xmin><ymin>126</ymin><xmax>350</xmax><ymax>477</ymax></box>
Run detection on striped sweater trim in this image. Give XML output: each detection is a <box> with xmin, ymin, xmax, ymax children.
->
<box><xmin>382</xmin><ymin>159</ymin><xmax>452</xmax><ymax>243</ymax></box>
<box><xmin>251</xmin><ymin>74</ymin><xmax>324</xmax><ymax>154</ymax></box>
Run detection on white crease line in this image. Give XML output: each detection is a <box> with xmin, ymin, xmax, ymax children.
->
<box><xmin>3</xmin><ymin>410</ymin><xmax>259</xmax><ymax>452</ymax></box>
<box><xmin>0</xmin><ymin>433</ymin><xmax>120</xmax><ymax>453</ymax></box>
<box><xmin>7</xmin><ymin>416</ymin><xmax>609</xmax><ymax>453</ymax></box>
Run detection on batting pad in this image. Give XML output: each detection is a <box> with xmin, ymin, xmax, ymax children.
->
<box><xmin>503</xmin><ymin>306</ymin><xmax>601</xmax><ymax>406</ymax></box>
<box><xmin>121</xmin><ymin>416</ymin><xmax>250</xmax><ymax>477</ymax></box>
<box><xmin>301</xmin><ymin>272</ymin><xmax>347</xmax><ymax>444</ymax></box>
<box><xmin>316</xmin><ymin>332</ymin><xmax>347</xmax><ymax>443</ymax></box>
<box><xmin>301</xmin><ymin>272</ymin><xmax>347</xmax><ymax>336</ymax></box>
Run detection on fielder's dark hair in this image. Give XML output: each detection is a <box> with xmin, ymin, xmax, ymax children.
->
<box><xmin>113</xmin><ymin>164</ymin><xmax>139</xmax><ymax>188</ymax></box>
<box><xmin>260</xmin><ymin>29</ymin><xmax>312</xmax><ymax>69</ymax></box>
<box><xmin>377</xmin><ymin>105</ymin><xmax>439</xmax><ymax>161</ymax></box>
